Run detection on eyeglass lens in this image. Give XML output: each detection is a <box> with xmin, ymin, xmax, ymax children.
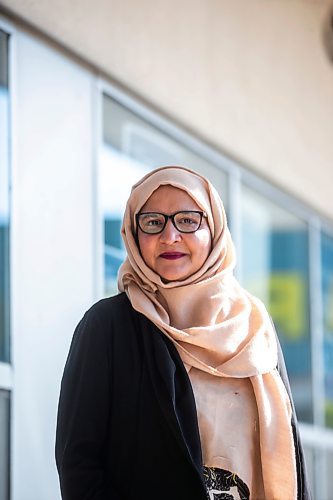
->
<box><xmin>138</xmin><ymin>211</ymin><xmax>202</xmax><ymax>234</ymax></box>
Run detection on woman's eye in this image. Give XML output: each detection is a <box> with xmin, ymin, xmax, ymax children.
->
<box><xmin>143</xmin><ymin>216</ymin><xmax>164</xmax><ymax>226</ymax></box>
<box><xmin>147</xmin><ymin>219</ymin><xmax>162</xmax><ymax>226</ymax></box>
<box><xmin>180</xmin><ymin>218</ymin><xmax>195</xmax><ymax>224</ymax></box>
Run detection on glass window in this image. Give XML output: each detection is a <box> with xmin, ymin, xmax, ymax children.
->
<box><xmin>321</xmin><ymin>232</ymin><xmax>333</xmax><ymax>428</ymax></box>
<box><xmin>0</xmin><ymin>389</ymin><xmax>10</xmax><ymax>500</ymax></box>
<box><xmin>0</xmin><ymin>29</ymin><xmax>10</xmax><ymax>363</ymax></box>
<box><xmin>101</xmin><ymin>94</ymin><xmax>228</xmax><ymax>295</ymax></box>
<box><xmin>240</xmin><ymin>185</ymin><xmax>312</xmax><ymax>423</ymax></box>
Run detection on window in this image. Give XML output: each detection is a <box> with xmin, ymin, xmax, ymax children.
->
<box><xmin>0</xmin><ymin>29</ymin><xmax>10</xmax><ymax>364</ymax></box>
<box><xmin>0</xmin><ymin>28</ymin><xmax>10</xmax><ymax>500</ymax></box>
<box><xmin>0</xmin><ymin>389</ymin><xmax>10</xmax><ymax>500</ymax></box>
<box><xmin>240</xmin><ymin>185</ymin><xmax>312</xmax><ymax>422</ymax></box>
<box><xmin>101</xmin><ymin>94</ymin><xmax>228</xmax><ymax>295</ymax></box>
<box><xmin>99</xmin><ymin>83</ymin><xmax>333</xmax><ymax>498</ymax></box>
<box><xmin>322</xmin><ymin>232</ymin><xmax>333</xmax><ymax>428</ymax></box>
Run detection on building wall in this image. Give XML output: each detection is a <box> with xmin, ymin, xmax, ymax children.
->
<box><xmin>11</xmin><ymin>29</ymin><xmax>95</xmax><ymax>499</ymax></box>
<box><xmin>0</xmin><ymin>0</ymin><xmax>333</xmax><ymax>221</ymax></box>
<box><xmin>1</xmin><ymin>2</ymin><xmax>333</xmax><ymax>499</ymax></box>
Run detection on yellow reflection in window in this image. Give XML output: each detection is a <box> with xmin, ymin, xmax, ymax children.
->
<box><xmin>247</xmin><ymin>272</ymin><xmax>306</xmax><ymax>340</ymax></box>
<box><xmin>269</xmin><ymin>273</ymin><xmax>306</xmax><ymax>340</ymax></box>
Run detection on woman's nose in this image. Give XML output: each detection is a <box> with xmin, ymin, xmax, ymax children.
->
<box><xmin>159</xmin><ymin>219</ymin><xmax>181</xmax><ymax>243</ymax></box>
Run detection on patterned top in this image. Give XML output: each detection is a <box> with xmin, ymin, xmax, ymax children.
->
<box><xmin>203</xmin><ymin>466</ymin><xmax>250</xmax><ymax>500</ymax></box>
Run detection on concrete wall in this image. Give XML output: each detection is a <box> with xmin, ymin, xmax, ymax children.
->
<box><xmin>1</xmin><ymin>0</ymin><xmax>333</xmax><ymax>220</ymax></box>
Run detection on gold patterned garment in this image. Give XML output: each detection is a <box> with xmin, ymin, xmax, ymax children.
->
<box><xmin>203</xmin><ymin>467</ymin><xmax>250</xmax><ymax>500</ymax></box>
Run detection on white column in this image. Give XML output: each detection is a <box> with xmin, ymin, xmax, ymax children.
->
<box><xmin>11</xmin><ymin>29</ymin><xmax>96</xmax><ymax>500</ymax></box>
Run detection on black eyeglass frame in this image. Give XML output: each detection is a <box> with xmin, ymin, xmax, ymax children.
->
<box><xmin>136</xmin><ymin>210</ymin><xmax>207</xmax><ymax>234</ymax></box>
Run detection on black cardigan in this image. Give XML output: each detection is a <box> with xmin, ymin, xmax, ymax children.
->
<box><xmin>55</xmin><ymin>293</ymin><xmax>311</xmax><ymax>500</ymax></box>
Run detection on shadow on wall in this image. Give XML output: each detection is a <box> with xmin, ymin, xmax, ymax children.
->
<box><xmin>323</xmin><ymin>4</ymin><xmax>333</xmax><ymax>63</ymax></box>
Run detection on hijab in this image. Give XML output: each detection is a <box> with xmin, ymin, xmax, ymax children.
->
<box><xmin>118</xmin><ymin>165</ymin><xmax>297</xmax><ymax>499</ymax></box>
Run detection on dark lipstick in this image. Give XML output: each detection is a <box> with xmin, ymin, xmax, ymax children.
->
<box><xmin>160</xmin><ymin>252</ymin><xmax>185</xmax><ymax>260</ymax></box>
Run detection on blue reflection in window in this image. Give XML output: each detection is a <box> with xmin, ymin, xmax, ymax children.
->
<box><xmin>322</xmin><ymin>232</ymin><xmax>333</xmax><ymax>427</ymax></box>
<box><xmin>104</xmin><ymin>218</ymin><xmax>125</xmax><ymax>280</ymax></box>
<box><xmin>0</xmin><ymin>30</ymin><xmax>10</xmax><ymax>364</ymax></box>
<box><xmin>271</xmin><ymin>230</ymin><xmax>310</xmax><ymax>377</ymax></box>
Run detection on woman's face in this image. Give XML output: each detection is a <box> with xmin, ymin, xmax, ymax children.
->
<box><xmin>137</xmin><ymin>185</ymin><xmax>212</xmax><ymax>282</ymax></box>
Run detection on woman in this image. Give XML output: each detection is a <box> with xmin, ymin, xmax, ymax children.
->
<box><xmin>56</xmin><ymin>165</ymin><xmax>310</xmax><ymax>500</ymax></box>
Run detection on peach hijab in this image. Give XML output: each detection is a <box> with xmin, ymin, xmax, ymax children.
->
<box><xmin>118</xmin><ymin>166</ymin><xmax>297</xmax><ymax>499</ymax></box>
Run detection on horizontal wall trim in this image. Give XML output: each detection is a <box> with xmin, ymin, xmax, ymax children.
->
<box><xmin>0</xmin><ymin>362</ymin><xmax>13</xmax><ymax>390</ymax></box>
<box><xmin>300</xmin><ymin>423</ymin><xmax>333</xmax><ymax>448</ymax></box>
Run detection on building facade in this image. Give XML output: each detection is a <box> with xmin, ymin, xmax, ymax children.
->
<box><xmin>1</xmin><ymin>1</ymin><xmax>333</xmax><ymax>499</ymax></box>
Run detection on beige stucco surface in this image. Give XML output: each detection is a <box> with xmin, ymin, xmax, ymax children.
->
<box><xmin>1</xmin><ymin>0</ymin><xmax>333</xmax><ymax>219</ymax></box>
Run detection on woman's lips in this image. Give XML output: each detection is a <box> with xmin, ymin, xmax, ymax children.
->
<box><xmin>159</xmin><ymin>252</ymin><xmax>186</xmax><ymax>260</ymax></box>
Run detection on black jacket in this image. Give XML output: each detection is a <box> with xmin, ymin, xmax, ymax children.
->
<box><xmin>55</xmin><ymin>293</ymin><xmax>311</xmax><ymax>500</ymax></box>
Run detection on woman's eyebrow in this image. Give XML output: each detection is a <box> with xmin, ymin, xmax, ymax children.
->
<box><xmin>140</xmin><ymin>207</ymin><xmax>199</xmax><ymax>213</ymax></box>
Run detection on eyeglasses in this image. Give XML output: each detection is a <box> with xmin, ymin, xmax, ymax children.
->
<box><xmin>136</xmin><ymin>210</ymin><xmax>207</xmax><ymax>234</ymax></box>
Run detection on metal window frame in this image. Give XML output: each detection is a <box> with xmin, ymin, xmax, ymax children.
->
<box><xmin>0</xmin><ymin>15</ymin><xmax>15</xmax><ymax>500</ymax></box>
<box><xmin>0</xmin><ymin>15</ymin><xmax>14</xmax><ymax>389</ymax></box>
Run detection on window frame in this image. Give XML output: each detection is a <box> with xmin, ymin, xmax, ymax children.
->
<box><xmin>0</xmin><ymin>15</ymin><xmax>14</xmax><ymax>386</ymax></box>
<box><xmin>0</xmin><ymin>15</ymin><xmax>15</xmax><ymax>500</ymax></box>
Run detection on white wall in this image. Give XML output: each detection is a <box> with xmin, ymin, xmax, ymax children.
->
<box><xmin>11</xmin><ymin>30</ymin><xmax>95</xmax><ymax>500</ymax></box>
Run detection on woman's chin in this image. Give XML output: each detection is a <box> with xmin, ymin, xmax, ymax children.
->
<box><xmin>159</xmin><ymin>268</ymin><xmax>191</xmax><ymax>283</ymax></box>
<box><xmin>159</xmin><ymin>271</ymin><xmax>186</xmax><ymax>283</ymax></box>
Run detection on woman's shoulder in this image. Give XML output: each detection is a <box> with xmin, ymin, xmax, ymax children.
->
<box><xmin>83</xmin><ymin>292</ymin><xmax>133</xmax><ymax>324</ymax></box>
<box><xmin>70</xmin><ymin>293</ymin><xmax>137</xmax><ymax>350</ymax></box>
<box><xmin>86</xmin><ymin>291</ymin><xmax>130</xmax><ymax>313</ymax></box>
